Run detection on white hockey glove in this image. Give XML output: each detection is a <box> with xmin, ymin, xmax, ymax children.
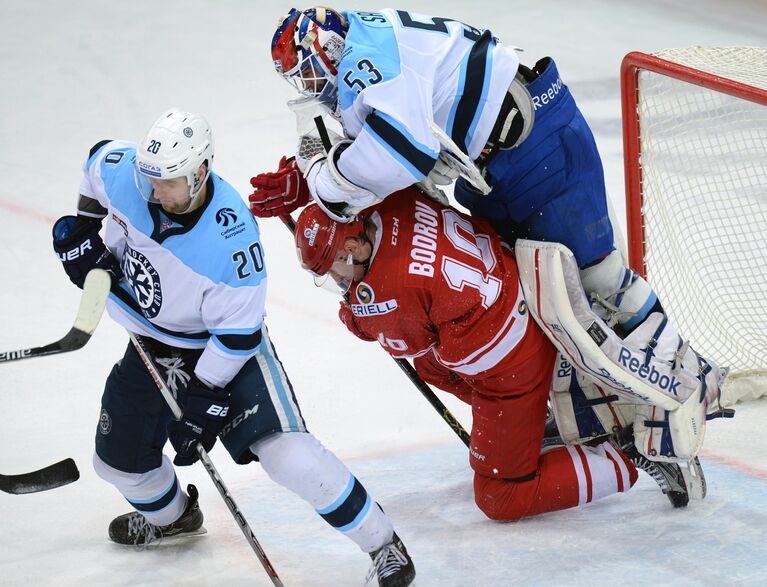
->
<box><xmin>305</xmin><ymin>140</ymin><xmax>384</xmax><ymax>223</ymax></box>
<box><xmin>426</xmin><ymin>155</ymin><xmax>461</xmax><ymax>186</ymax></box>
<box><xmin>287</xmin><ymin>95</ymin><xmax>344</xmax><ymax>173</ymax></box>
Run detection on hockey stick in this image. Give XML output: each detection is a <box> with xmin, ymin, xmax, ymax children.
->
<box><xmin>278</xmin><ymin>210</ymin><xmax>471</xmax><ymax>449</ymax></box>
<box><xmin>0</xmin><ymin>269</ymin><xmax>111</xmax><ymax>363</ymax></box>
<box><xmin>0</xmin><ymin>458</ymin><xmax>80</xmax><ymax>495</ymax></box>
<box><xmin>129</xmin><ymin>333</ymin><xmax>284</xmax><ymax>587</ymax></box>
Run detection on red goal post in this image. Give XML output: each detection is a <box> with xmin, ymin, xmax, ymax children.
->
<box><xmin>621</xmin><ymin>47</ymin><xmax>767</xmax><ymax>403</ymax></box>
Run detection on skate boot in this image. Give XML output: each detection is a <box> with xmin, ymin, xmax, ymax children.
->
<box><xmin>108</xmin><ymin>484</ymin><xmax>205</xmax><ymax>546</ymax></box>
<box><xmin>365</xmin><ymin>532</ymin><xmax>416</xmax><ymax>587</ymax></box>
<box><xmin>610</xmin><ymin>427</ymin><xmax>705</xmax><ymax>508</ymax></box>
<box><xmin>542</xmin><ymin>404</ymin><xmax>565</xmax><ymax>449</ymax></box>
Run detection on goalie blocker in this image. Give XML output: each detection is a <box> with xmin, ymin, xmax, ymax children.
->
<box><xmin>515</xmin><ymin>239</ymin><xmax>729</xmax><ymax>463</ymax></box>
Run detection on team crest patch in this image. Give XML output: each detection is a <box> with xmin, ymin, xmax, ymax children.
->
<box><xmin>123</xmin><ymin>245</ymin><xmax>163</xmax><ymax>318</ymax></box>
<box><xmin>352</xmin><ymin>282</ymin><xmax>398</xmax><ymax>317</ymax></box>
<box><xmin>215</xmin><ymin>207</ymin><xmax>238</xmax><ymax>227</ymax></box>
<box><xmin>99</xmin><ymin>408</ymin><xmax>112</xmax><ymax>435</ymax></box>
<box><xmin>518</xmin><ymin>300</ymin><xmax>527</xmax><ymax>315</ymax></box>
<box><xmin>356</xmin><ymin>282</ymin><xmax>374</xmax><ymax>304</ymax></box>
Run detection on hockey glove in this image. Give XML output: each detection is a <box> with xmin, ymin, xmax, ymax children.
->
<box><xmin>249</xmin><ymin>155</ymin><xmax>310</xmax><ymax>217</ymax></box>
<box><xmin>52</xmin><ymin>215</ymin><xmax>122</xmax><ymax>289</ymax></box>
<box><xmin>169</xmin><ymin>378</ymin><xmax>231</xmax><ymax>466</ymax></box>
<box><xmin>338</xmin><ymin>302</ymin><xmax>376</xmax><ymax>342</ymax></box>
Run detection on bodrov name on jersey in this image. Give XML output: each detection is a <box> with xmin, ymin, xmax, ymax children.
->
<box><xmin>408</xmin><ymin>199</ymin><xmax>439</xmax><ymax>277</ymax></box>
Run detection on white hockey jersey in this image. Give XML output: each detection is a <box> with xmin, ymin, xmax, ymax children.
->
<box><xmin>313</xmin><ymin>9</ymin><xmax>520</xmax><ymax>203</ymax></box>
<box><xmin>78</xmin><ymin>140</ymin><xmax>267</xmax><ymax>388</ymax></box>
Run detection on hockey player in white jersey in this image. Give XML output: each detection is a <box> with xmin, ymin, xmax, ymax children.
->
<box><xmin>51</xmin><ymin>108</ymin><xmax>414</xmax><ymax>587</ymax></box>
<box><xmin>251</xmin><ymin>7</ymin><xmax>731</xmax><ymax>461</ymax></box>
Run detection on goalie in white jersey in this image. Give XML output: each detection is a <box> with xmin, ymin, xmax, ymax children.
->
<box><xmin>252</xmin><ymin>7</ymin><xmax>731</xmax><ymax>460</ymax></box>
<box><xmin>51</xmin><ymin>108</ymin><xmax>414</xmax><ymax>587</ymax></box>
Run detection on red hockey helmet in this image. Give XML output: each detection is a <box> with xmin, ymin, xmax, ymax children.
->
<box><xmin>295</xmin><ymin>203</ymin><xmax>365</xmax><ymax>291</ymax></box>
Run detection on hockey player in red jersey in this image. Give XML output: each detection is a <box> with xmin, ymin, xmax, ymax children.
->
<box><xmin>294</xmin><ymin>186</ymin><xmax>642</xmax><ymax>521</ymax></box>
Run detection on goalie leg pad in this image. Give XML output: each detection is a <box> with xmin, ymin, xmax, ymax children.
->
<box><xmin>515</xmin><ymin>239</ymin><xmax>719</xmax><ymax>412</ymax></box>
<box><xmin>633</xmin><ymin>389</ymin><xmax>707</xmax><ymax>463</ymax></box>
<box><xmin>550</xmin><ymin>352</ymin><xmax>636</xmax><ymax>445</ymax></box>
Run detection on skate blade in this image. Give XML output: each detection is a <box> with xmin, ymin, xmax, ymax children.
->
<box><xmin>109</xmin><ymin>525</ymin><xmax>208</xmax><ymax>548</ymax></box>
<box><xmin>680</xmin><ymin>459</ymin><xmax>707</xmax><ymax>500</ymax></box>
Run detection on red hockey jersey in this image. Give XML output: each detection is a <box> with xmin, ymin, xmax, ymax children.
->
<box><xmin>347</xmin><ymin>189</ymin><xmax>554</xmax><ymax>395</ymax></box>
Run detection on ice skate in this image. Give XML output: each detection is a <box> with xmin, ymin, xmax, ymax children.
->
<box><xmin>108</xmin><ymin>484</ymin><xmax>206</xmax><ymax>546</ymax></box>
<box><xmin>366</xmin><ymin>532</ymin><xmax>416</xmax><ymax>587</ymax></box>
<box><xmin>611</xmin><ymin>427</ymin><xmax>704</xmax><ymax>508</ymax></box>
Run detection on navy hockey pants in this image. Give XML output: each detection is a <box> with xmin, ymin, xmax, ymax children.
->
<box><xmin>95</xmin><ymin>336</ymin><xmax>306</xmax><ymax>474</ymax></box>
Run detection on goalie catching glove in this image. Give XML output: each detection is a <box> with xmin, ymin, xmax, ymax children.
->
<box><xmin>169</xmin><ymin>377</ymin><xmax>231</xmax><ymax>466</ymax></box>
<box><xmin>249</xmin><ymin>155</ymin><xmax>310</xmax><ymax>217</ymax></box>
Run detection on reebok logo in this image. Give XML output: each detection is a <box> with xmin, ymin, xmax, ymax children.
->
<box><xmin>531</xmin><ymin>76</ymin><xmax>564</xmax><ymax>110</ymax></box>
<box><xmin>618</xmin><ymin>347</ymin><xmax>681</xmax><ymax>395</ymax></box>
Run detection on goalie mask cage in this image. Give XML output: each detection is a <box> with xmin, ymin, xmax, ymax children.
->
<box><xmin>621</xmin><ymin>47</ymin><xmax>767</xmax><ymax>402</ymax></box>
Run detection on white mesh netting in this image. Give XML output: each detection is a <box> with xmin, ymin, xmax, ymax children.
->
<box><xmin>636</xmin><ymin>47</ymin><xmax>767</xmax><ymax>391</ymax></box>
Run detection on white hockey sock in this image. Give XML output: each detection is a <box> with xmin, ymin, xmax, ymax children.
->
<box><xmin>93</xmin><ymin>452</ymin><xmax>187</xmax><ymax>526</ymax></box>
<box><xmin>252</xmin><ymin>432</ymin><xmax>394</xmax><ymax>553</ymax></box>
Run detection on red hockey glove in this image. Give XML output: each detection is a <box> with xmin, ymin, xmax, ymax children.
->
<box><xmin>249</xmin><ymin>155</ymin><xmax>310</xmax><ymax>217</ymax></box>
<box><xmin>338</xmin><ymin>302</ymin><xmax>376</xmax><ymax>342</ymax></box>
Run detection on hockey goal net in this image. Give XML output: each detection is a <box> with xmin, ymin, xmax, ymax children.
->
<box><xmin>622</xmin><ymin>46</ymin><xmax>767</xmax><ymax>404</ymax></box>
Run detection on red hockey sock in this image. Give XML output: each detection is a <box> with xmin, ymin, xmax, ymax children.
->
<box><xmin>473</xmin><ymin>441</ymin><xmax>638</xmax><ymax>521</ymax></box>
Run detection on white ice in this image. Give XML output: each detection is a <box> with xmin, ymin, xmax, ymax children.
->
<box><xmin>1</xmin><ymin>1</ymin><xmax>766</xmax><ymax>586</ymax></box>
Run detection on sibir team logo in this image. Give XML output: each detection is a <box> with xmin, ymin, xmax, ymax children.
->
<box><xmin>183</xmin><ymin>126</ymin><xmax>193</xmax><ymax>138</ymax></box>
<box><xmin>123</xmin><ymin>245</ymin><xmax>163</xmax><ymax>318</ymax></box>
<box><xmin>99</xmin><ymin>408</ymin><xmax>112</xmax><ymax>435</ymax></box>
<box><xmin>216</xmin><ymin>208</ymin><xmax>238</xmax><ymax>227</ymax></box>
<box><xmin>356</xmin><ymin>282</ymin><xmax>374</xmax><ymax>304</ymax></box>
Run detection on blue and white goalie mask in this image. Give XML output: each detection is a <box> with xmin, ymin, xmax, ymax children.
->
<box><xmin>271</xmin><ymin>7</ymin><xmax>348</xmax><ymax>115</ymax></box>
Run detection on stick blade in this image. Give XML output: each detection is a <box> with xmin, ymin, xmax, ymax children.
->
<box><xmin>0</xmin><ymin>458</ymin><xmax>80</xmax><ymax>494</ymax></box>
<box><xmin>0</xmin><ymin>268</ymin><xmax>111</xmax><ymax>363</ymax></box>
<box><xmin>73</xmin><ymin>269</ymin><xmax>112</xmax><ymax>336</ymax></box>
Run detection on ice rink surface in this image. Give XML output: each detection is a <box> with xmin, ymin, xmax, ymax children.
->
<box><xmin>1</xmin><ymin>1</ymin><xmax>765</xmax><ymax>585</ymax></box>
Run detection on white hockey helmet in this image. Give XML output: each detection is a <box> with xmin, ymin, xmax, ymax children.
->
<box><xmin>134</xmin><ymin>108</ymin><xmax>214</xmax><ymax>203</ymax></box>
